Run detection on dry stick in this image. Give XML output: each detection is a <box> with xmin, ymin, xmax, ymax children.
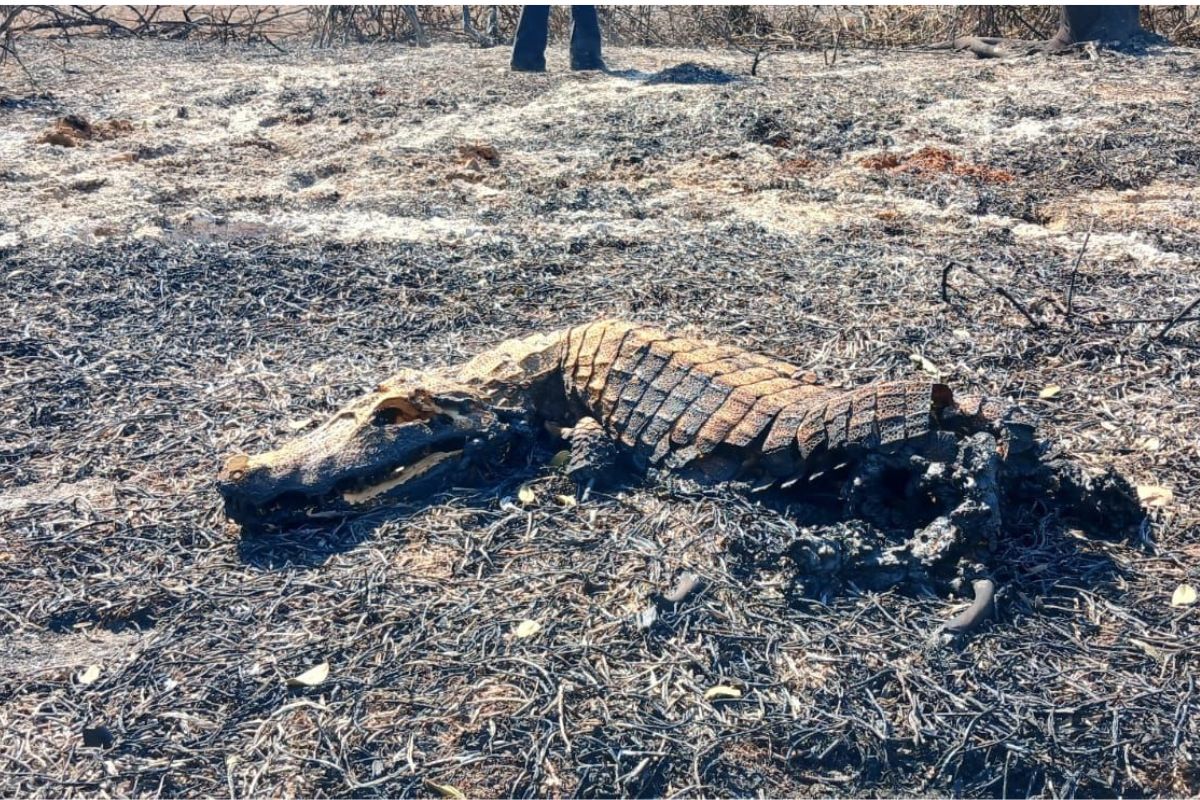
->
<box><xmin>1156</xmin><ymin>295</ymin><xmax>1200</xmax><ymax>340</ymax></box>
<box><xmin>1064</xmin><ymin>219</ymin><xmax>1094</xmax><ymax>323</ymax></box>
<box><xmin>34</xmin><ymin>33</ymin><xmax>107</xmax><ymax>69</ymax></box>
<box><xmin>462</xmin><ymin>6</ymin><xmax>492</xmax><ymax>47</ymax></box>
<box><xmin>257</xmin><ymin>32</ymin><xmax>287</xmax><ymax>54</ymax></box>
<box><xmin>0</xmin><ymin>9</ymin><xmax>38</xmax><ymax>88</ymax></box>
<box><xmin>73</xmin><ymin>7</ymin><xmax>137</xmax><ymax>37</ymax></box>
<box><xmin>125</xmin><ymin>5</ymin><xmax>157</xmax><ymax>37</ymax></box>
<box><xmin>941</xmin><ymin>261</ymin><xmax>1045</xmax><ymax>330</ymax></box>
<box><xmin>1095</xmin><ymin>315</ymin><xmax>1200</xmax><ymax>327</ymax></box>
<box><xmin>1008</xmin><ymin>7</ymin><xmax>1050</xmax><ymax>39</ymax></box>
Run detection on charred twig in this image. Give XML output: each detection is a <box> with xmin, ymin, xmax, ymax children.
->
<box><xmin>823</xmin><ymin>6</ymin><xmax>843</xmax><ymax>67</ymax></box>
<box><xmin>461</xmin><ymin>6</ymin><xmax>495</xmax><ymax>48</ymax></box>
<box><xmin>0</xmin><ymin>6</ymin><xmax>37</xmax><ymax>85</ymax></box>
<box><xmin>1064</xmin><ymin>219</ymin><xmax>1094</xmax><ymax>323</ymax></box>
<box><xmin>1156</xmin><ymin>295</ymin><xmax>1200</xmax><ymax>340</ymax></box>
<box><xmin>1094</xmin><ymin>315</ymin><xmax>1200</xmax><ymax>327</ymax></box>
<box><xmin>941</xmin><ymin>261</ymin><xmax>1045</xmax><ymax>330</ymax></box>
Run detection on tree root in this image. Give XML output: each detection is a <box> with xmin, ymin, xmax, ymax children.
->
<box><xmin>924</xmin><ymin>35</ymin><xmax>1088</xmax><ymax>59</ymax></box>
<box><xmin>637</xmin><ymin>572</ymin><xmax>704</xmax><ymax>629</ymax></box>
<box><xmin>941</xmin><ymin>578</ymin><xmax>997</xmax><ymax>635</ymax></box>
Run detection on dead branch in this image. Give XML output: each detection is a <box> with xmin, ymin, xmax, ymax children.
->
<box><xmin>941</xmin><ymin>261</ymin><xmax>1046</xmax><ymax>330</ymax></box>
<box><xmin>1156</xmin><ymin>295</ymin><xmax>1200</xmax><ymax>340</ymax></box>
<box><xmin>1064</xmin><ymin>220</ymin><xmax>1094</xmax><ymax>323</ymax></box>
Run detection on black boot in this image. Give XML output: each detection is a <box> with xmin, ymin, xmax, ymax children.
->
<box><xmin>569</xmin><ymin>5</ymin><xmax>605</xmax><ymax>71</ymax></box>
<box><xmin>511</xmin><ymin>6</ymin><xmax>549</xmax><ymax>72</ymax></box>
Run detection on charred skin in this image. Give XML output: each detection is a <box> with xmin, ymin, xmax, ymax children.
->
<box><xmin>218</xmin><ymin>320</ymin><xmax>1024</xmax><ymax>528</ymax></box>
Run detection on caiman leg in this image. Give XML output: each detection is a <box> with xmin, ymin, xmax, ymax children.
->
<box><xmin>563</xmin><ymin>416</ymin><xmax>620</xmax><ymax>499</ymax></box>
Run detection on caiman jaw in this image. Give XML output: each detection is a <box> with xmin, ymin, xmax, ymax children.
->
<box><xmin>217</xmin><ymin>374</ymin><xmax>512</xmax><ymax>528</ymax></box>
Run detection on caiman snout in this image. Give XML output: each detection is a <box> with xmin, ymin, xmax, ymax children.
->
<box><xmin>222</xmin><ymin>454</ymin><xmax>250</xmax><ymax>478</ymax></box>
<box><xmin>217</xmin><ymin>452</ymin><xmax>286</xmax><ymax>518</ymax></box>
<box><xmin>218</xmin><ymin>374</ymin><xmax>516</xmax><ymax>529</ymax></box>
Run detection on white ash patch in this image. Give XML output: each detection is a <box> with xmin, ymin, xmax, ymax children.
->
<box><xmin>0</xmin><ymin>477</ymin><xmax>119</xmax><ymax>513</ymax></box>
<box><xmin>995</xmin><ymin>115</ymin><xmax>1088</xmax><ymax>142</ymax></box>
<box><xmin>1009</xmin><ymin>223</ymin><xmax>1183</xmax><ymax>268</ymax></box>
<box><xmin>1046</xmin><ymin>182</ymin><xmax>1200</xmax><ymax>233</ymax></box>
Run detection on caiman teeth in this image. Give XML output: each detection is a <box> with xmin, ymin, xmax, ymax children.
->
<box><xmin>341</xmin><ymin>450</ymin><xmax>462</xmax><ymax>505</ymax></box>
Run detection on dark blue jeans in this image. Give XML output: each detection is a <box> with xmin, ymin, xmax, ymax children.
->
<box><xmin>511</xmin><ymin>5</ymin><xmax>604</xmax><ymax>71</ymax></box>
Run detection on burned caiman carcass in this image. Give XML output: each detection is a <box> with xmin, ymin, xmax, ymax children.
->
<box><xmin>218</xmin><ymin>320</ymin><xmax>1141</xmax><ymax>626</ymax></box>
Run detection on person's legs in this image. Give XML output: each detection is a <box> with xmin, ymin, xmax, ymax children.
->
<box><xmin>570</xmin><ymin>5</ymin><xmax>605</xmax><ymax>71</ymax></box>
<box><xmin>511</xmin><ymin>6</ymin><xmax>550</xmax><ymax>72</ymax></box>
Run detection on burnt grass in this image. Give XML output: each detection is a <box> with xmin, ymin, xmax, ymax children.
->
<box><xmin>2</xmin><ymin>40</ymin><xmax>1200</xmax><ymax>797</ymax></box>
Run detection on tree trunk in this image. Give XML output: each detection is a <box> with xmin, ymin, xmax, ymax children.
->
<box><xmin>462</xmin><ymin>5</ymin><xmax>495</xmax><ymax>48</ymax></box>
<box><xmin>1045</xmin><ymin>5</ymin><xmax>1143</xmax><ymax>51</ymax></box>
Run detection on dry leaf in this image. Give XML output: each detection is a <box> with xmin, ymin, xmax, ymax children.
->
<box><xmin>549</xmin><ymin>450</ymin><xmax>571</xmax><ymax>469</ymax></box>
<box><xmin>1038</xmin><ymin>385</ymin><xmax>1062</xmax><ymax>399</ymax></box>
<box><xmin>78</xmin><ymin>665</ymin><xmax>101</xmax><ymax>685</ymax></box>
<box><xmin>1136</xmin><ymin>484</ymin><xmax>1174</xmax><ymax>508</ymax></box>
<box><xmin>517</xmin><ymin>484</ymin><xmax>537</xmax><ymax>505</ymax></box>
<box><xmin>428</xmin><ymin>783</ymin><xmax>466</xmax><ymax>799</ymax></box>
<box><xmin>1171</xmin><ymin>584</ymin><xmax>1197</xmax><ymax>607</ymax></box>
<box><xmin>287</xmin><ymin>662</ymin><xmax>330</xmax><ymax>687</ymax></box>
<box><xmin>908</xmin><ymin>353</ymin><xmax>940</xmax><ymax>377</ymax></box>
<box><xmin>1130</xmin><ymin>638</ymin><xmax>1161</xmax><ymax>659</ymax></box>
<box><xmin>703</xmin><ymin>685</ymin><xmax>742</xmax><ymax>701</ymax></box>
<box><xmin>1138</xmin><ymin>436</ymin><xmax>1161</xmax><ymax>452</ymax></box>
<box><xmin>515</xmin><ymin>619</ymin><xmax>542</xmax><ymax>638</ymax></box>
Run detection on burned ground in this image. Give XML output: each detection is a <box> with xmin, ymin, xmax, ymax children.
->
<box><xmin>1</xmin><ymin>40</ymin><xmax>1199</xmax><ymax>797</ymax></box>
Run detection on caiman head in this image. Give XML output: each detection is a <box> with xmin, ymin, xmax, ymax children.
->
<box><xmin>217</xmin><ymin>368</ymin><xmax>520</xmax><ymax>528</ymax></box>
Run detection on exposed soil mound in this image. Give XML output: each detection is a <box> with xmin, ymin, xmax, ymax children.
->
<box><xmin>862</xmin><ymin>145</ymin><xmax>1015</xmax><ymax>183</ymax></box>
<box><xmin>34</xmin><ymin>114</ymin><xmax>134</xmax><ymax>147</ymax></box>
<box><xmin>645</xmin><ymin>61</ymin><xmax>741</xmax><ymax>85</ymax></box>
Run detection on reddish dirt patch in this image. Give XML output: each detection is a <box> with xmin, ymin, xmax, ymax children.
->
<box><xmin>860</xmin><ymin>152</ymin><xmax>903</xmax><ymax>170</ymax></box>
<box><xmin>861</xmin><ymin>145</ymin><xmax>1014</xmax><ymax>183</ymax></box>
<box><xmin>449</xmin><ymin>141</ymin><xmax>502</xmax><ymax>181</ymax></box>
<box><xmin>458</xmin><ymin>141</ymin><xmax>500</xmax><ymax>166</ymax></box>
<box><xmin>35</xmin><ymin>115</ymin><xmax>134</xmax><ymax>147</ymax></box>
<box><xmin>780</xmin><ymin>156</ymin><xmax>817</xmax><ymax>174</ymax></box>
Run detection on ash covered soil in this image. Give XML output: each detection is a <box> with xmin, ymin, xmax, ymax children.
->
<box><xmin>2</xmin><ymin>40</ymin><xmax>1199</xmax><ymax>797</ymax></box>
